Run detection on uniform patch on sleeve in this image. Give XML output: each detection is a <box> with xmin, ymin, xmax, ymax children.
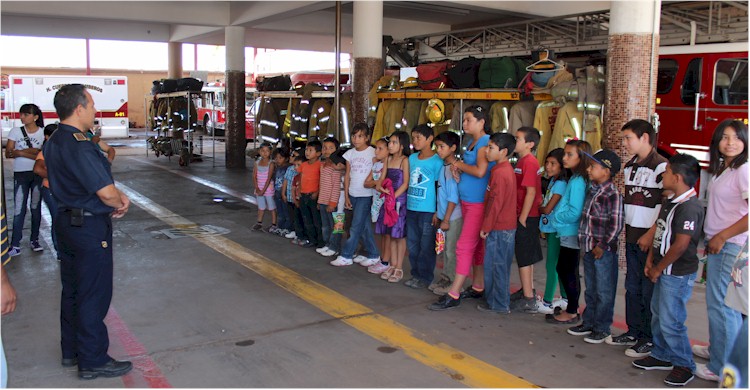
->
<box><xmin>73</xmin><ymin>133</ymin><xmax>88</xmax><ymax>141</ymax></box>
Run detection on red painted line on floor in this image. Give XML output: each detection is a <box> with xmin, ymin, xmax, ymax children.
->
<box><xmin>507</xmin><ymin>282</ymin><xmax>709</xmax><ymax>346</ymax></box>
<box><xmin>105</xmin><ymin>307</ymin><xmax>172</xmax><ymax>388</ymax></box>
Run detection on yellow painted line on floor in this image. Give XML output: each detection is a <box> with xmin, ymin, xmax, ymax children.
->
<box><xmin>118</xmin><ymin>182</ymin><xmax>535</xmax><ymax>388</ymax></box>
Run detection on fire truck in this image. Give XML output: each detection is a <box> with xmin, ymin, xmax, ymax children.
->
<box><xmin>1</xmin><ymin>74</ymin><xmax>129</xmax><ymax>143</ymax></box>
<box><xmin>195</xmin><ymin>83</ymin><xmax>257</xmax><ymax>142</ymax></box>
<box><xmin>654</xmin><ymin>42</ymin><xmax>748</xmax><ymax>198</ymax></box>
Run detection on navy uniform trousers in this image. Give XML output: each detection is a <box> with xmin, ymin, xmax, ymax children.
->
<box><xmin>56</xmin><ymin>210</ymin><xmax>113</xmax><ymax>369</ymax></box>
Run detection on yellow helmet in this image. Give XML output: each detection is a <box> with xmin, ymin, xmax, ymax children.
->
<box><xmin>426</xmin><ymin>98</ymin><xmax>445</xmax><ymax>124</ymax></box>
<box><xmin>402</xmin><ymin>77</ymin><xmax>418</xmax><ymax>88</ymax></box>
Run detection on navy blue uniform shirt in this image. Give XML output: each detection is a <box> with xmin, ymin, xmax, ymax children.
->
<box><xmin>43</xmin><ymin>123</ymin><xmax>115</xmax><ymax>215</ymax></box>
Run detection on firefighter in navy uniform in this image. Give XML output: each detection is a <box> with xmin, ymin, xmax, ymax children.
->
<box><xmin>43</xmin><ymin>84</ymin><xmax>132</xmax><ymax>380</ymax></box>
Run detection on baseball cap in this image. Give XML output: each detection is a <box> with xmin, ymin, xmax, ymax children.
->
<box><xmin>584</xmin><ymin>149</ymin><xmax>621</xmax><ymax>175</ymax></box>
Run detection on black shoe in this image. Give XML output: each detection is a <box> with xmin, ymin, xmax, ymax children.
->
<box><xmin>459</xmin><ymin>287</ymin><xmax>484</xmax><ymax>300</ymax></box>
<box><xmin>78</xmin><ymin>359</ymin><xmax>133</xmax><ymax>380</ymax></box>
<box><xmin>409</xmin><ymin>279</ymin><xmax>429</xmax><ymax>289</ymax></box>
<box><xmin>632</xmin><ymin>356</ymin><xmax>674</xmax><ymax>371</ymax></box>
<box><xmin>302</xmin><ymin>241</ymin><xmax>316</xmax><ymax>248</ymax></box>
<box><xmin>606</xmin><ymin>332</ymin><xmax>638</xmax><ymax>346</ymax></box>
<box><xmin>476</xmin><ymin>302</ymin><xmax>510</xmax><ymax>314</ymax></box>
<box><xmin>252</xmin><ymin>223</ymin><xmax>263</xmax><ymax>231</ymax></box>
<box><xmin>567</xmin><ymin>324</ymin><xmax>593</xmax><ymax>336</ymax></box>
<box><xmin>584</xmin><ymin>331</ymin><xmax>611</xmax><ymax>344</ymax></box>
<box><xmin>626</xmin><ymin>339</ymin><xmax>654</xmax><ymax>358</ymax></box>
<box><xmin>510</xmin><ymin>288</ymin><xmax>535</xmax><ymax>302</ymax></box>
<box><xmin>429</xmin><ymin>294</ymin><xmax>461</xmax><ymax>311</ymax></box>
<box><xmin>664</xmin><ymin>366</ymin><xmax>694</xmax><ymax>386</ymax></box>
<box><xmin>61</xmin><ymin>357</ymin><xmax>78</xmax><ymax>367</ymax></box>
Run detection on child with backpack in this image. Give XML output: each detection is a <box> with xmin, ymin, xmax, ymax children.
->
<box><xmin>330</xmin><ymin>123</ymin><xmax>381</xmax><ymax>267</ymax></box>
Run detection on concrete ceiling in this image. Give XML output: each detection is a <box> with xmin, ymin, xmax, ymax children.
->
<box><xmin>1</xmin><ymin>1</ymin><xmax>611</xmax><ymax>53</ymax></box>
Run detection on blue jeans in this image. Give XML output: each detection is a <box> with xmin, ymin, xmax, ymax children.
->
<box><xmin>319</xmin><ymin>204</ymin><xmax>341</xmax><ymax>252</ymax></box>
<box><xmin>274</xmin><ymin>190</ymin><xmax>291</xmax><ymax>231</ymax></box>
<box><xmin>483</xmin><ymin>230</ymin><xmax>515</xmax><ymax>312</ymax></box>
<box><xmin>11</xmin><ymin>171</ymin><xmax>42</xmax><ymax>248</ymax></box>
<box><xmin>40</xmin><ymin>186</ymin><xmax>59</xmax><ymax>254</ymax></box>
<box><xmin>625</xmin><ymin>242</ymin><xmax>654</xmax><ymax>340</ymax></box>
<box><xmin>650</xmin><ymin>272</ymin><xmax>697</xmax><ymax>371</ymax></box>
<box><xmin>406</xmin><ymin>210</ymin><xmax>437</xmax><ymax>284</ymax></box>
<box><xmin>341</xmin><ymin>196</ymin><xmax>379</xmax><ymax>259</ymax></box>
<box><xmin>582</xmin><ymin>250</ymin><xmax>618</xmax><ymax>333</ymax></box>
<box><xmin>705</xmin><ymin>241</ymin><xmax>744</xmax><ymax>374</ymax></box>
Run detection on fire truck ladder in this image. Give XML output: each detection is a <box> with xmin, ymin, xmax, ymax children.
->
<box><xmin>403</xmin><ymin>1</ymin><xmax>748</xmax><ymax>62</ymax></box>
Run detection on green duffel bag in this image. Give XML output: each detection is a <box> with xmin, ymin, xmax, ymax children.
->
<box><xmin>478</xmin><ymin>57</ymin><xmax>529</xmax><ymax>89</ymax></box>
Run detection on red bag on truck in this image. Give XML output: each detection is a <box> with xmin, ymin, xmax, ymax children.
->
<box><xmin>417</xmin><ymin>61</ymin><xmax>452</xmax><ymax>90</ymax></box>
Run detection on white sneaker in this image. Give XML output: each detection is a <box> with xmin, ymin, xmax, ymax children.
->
<box><xmin>537</xmin><ymin>300</ymin><xmax>555</xmax><ymax>314</ymax></box>
<box><xmin>330</xmin><ymin>256</ymin><xmax>353</xmax><ymax>266</ymax></box>
<box><xmin>359</xmin><ymin>256</ymin><xmax>380</xmax><ymax>267</ymax></box>
<box><xmin>694</xmin><ymin>363</ymin><xmax>719</xmax><ymax>382</ymax></box>
<box><xmin>552</xmin><ymin>297</ymin><xmax>568</xmax><ymax>311</ymax></box>
<box><xmin>320</xmin><ymin>248</ymin><xmax>337</xmax><ymax>257</ymax></box>
<box><xmin>352</xmin><ymin>255</ymin><xmax>367</xmax><ymax>264</ymax></box>
<box><xmin>692</xmin><ymin>344</ymin><xmax>710</xmax><ymax>360</ymax></box>
<box><xmin>368</xmin><ymin>262</ymin><xmax>390</xmax><ymax>274</ymax></box>
<box><xmin>285</xmin><ymin>231</ymin><xmax>297</xmax><ymax>239</ymax></box>
<box><xmin>316</xmin><ymin>246</ymin><xmax>329</xmax><ymax>254</ymax></box>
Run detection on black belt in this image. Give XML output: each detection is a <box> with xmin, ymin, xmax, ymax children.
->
<box><xmin>61</xmin><ymin>208</ymin><xmax>95</xmax><ymax>217</ymax></box>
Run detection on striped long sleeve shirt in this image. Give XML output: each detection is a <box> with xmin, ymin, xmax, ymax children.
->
<box><xmin>579</xmin><ymin>180</ymin><xmax>624</xmax><ymax>253</ymax></box>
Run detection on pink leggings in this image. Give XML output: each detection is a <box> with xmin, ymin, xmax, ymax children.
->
<box><xmin>455</xmin><ymin>201</ymin><xmax>485</xmax><ymax>276</ymax></box>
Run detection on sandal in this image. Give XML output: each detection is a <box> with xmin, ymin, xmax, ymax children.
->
<box><xmin>380</xmin><ymin>266</ymin><xmax>395</xmax><ymax>280</ymax></box>
<box><xmin>545</xmin><ymin>313</ymin><xmax>580</xmax><ymax>324</ymax></box>
<box><xmin>388</xmin><ymin>268</ymin><xmax>404</xmax><ymax>283</ymax></box>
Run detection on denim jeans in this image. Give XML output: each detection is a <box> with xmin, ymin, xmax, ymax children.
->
<box><xmin>274</xmin><ymin>190</ymin><xmax>291</xmax><ymax>231</ymax></box>
<box><xmin>582</xmin><ymin>250</ymin><xmax>619</xmax><ymax>333</ymax></box>
<box><xmin>300</xmin><ymin>194</ymin><xmax>323</xmax><ymax>247</ymax></box>
<box><xmin>650</xmin><ymin>272</ymin><xmax>697</xmax><ymax>371</ymax></box>
<box><xmin>40</xmin><ymin>186</ymin><xmax>59</xmax><ymax>253</ymax></box>
<box><xmin>341</xmin><ymin>196</ymin><xmax>379</xmax><ymax>259</ymax></box>
<box><xmin>11</xmin><ymin>171</ymin><xmax>42</xmax><ymax>248</ymax></box>
<box><xmin>705</xmin><ymin>241</ymin><xmax>744</xmax><ymax>374</ymax></box>
<box><xmin>625</xmin><ymin>242</ymin><xmax>654</xmax><ymax>340</ymax></box>
<box><xmin>406</xmin><ymin>210</ymin><xmax>437</xmax><ymax>284</ymax></box>
<box><xmin>319</xmin><ymin>204</ymin><xmax>341</xmax><ymax>252</ymax></box>
<box><xmin>483</xmin><ymin>230</ymin><xmax>515</xmax><ymax>312</ymax></box>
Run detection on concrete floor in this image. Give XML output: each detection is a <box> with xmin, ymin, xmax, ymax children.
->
<box><xmin>1</xmin><ymin>133</ymin><xmax>716</xmax><ymax>388</ymax></box>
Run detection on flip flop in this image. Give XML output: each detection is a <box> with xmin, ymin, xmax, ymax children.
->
<box><xmin>545</xmin><ymin>313</ymin><xmax>580</xmax><ymax>324</ymax></box>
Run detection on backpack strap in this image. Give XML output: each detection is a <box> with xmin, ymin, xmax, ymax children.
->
<box><xmin>19</xmin><ymin>126</ymin><xmax>33</xmax><ymax>149</ymax></box>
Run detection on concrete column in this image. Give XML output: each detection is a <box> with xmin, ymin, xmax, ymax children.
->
<box><xmin>225</xmin><ymin>26</ymin><xmax>246</xmax><ymax>169</ymax></box>
<box><xmin>605</xmin><ymin>0</ymin><xmax>661</xmax><ymax>266</ymax></box>
<box><xmin>352</xmin><ymin>0</ymin><xmax>383</xmax><ymax>125</ymax></box>
<box><xmin>605</xmin><ymin>0</ymin><xmax>661</xmax><ymax>152</ymax></box>
<box><xmin>167</xmin><ymin>42</ymin><xmax>183</xmax><ymax>79</ymax></box>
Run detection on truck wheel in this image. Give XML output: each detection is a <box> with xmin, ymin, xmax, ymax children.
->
<box><xmin>203</xmin><ymin>115</ymin><xmax>214</xmax><ymax>136</ymax></box>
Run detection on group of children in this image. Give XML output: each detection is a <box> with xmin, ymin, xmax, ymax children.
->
<box><xmin>252</xmin><ymin>108</ymin><xmax>748</xmax><ymax>387</ymax></box>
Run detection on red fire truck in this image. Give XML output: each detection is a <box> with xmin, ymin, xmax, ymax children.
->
<box><xmin>195</xmin><ymin>83</ymin><xmax>257</xmax><ymax>142</ymax></box>
<box><xmin>654</xmin><ymin>42</ymin><xmax>748</xmax><ymax>198</ymax></box>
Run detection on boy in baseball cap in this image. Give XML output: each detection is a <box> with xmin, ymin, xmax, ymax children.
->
<box><xmin>570</xmin><ymin>148</ymin><xmax>624</xmax><ymax>343</ymax></box>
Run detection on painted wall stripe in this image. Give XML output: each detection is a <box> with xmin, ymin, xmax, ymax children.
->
<box><xmin>118</xmin><ymin>181</ymin><xmax>536</xmax><ymax>388</ymax></box>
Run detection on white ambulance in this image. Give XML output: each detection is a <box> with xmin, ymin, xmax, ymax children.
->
<box><xmin>1</xmin><ymin>75</ymin><xmax>129</xmax><ymax>144</ymax></box>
